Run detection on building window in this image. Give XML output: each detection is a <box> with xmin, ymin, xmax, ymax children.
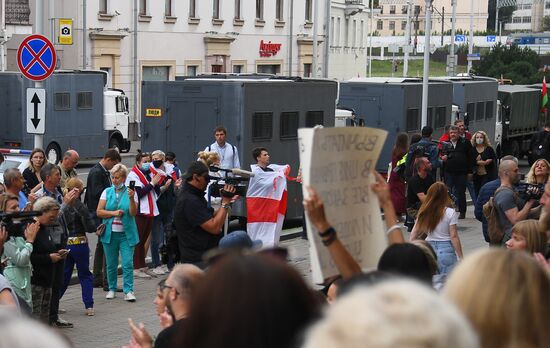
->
<box><xmin>330</xmin><ymin>17</ymin><xmax>335</xmax><ymax>45</ymax></box>
<box><xmin>165</xmin><ymin>0</ymin><xmax>172</xmax><ymax>16</ymax></box>
<box><xmin>276</xmin><ymin>0</ymin><xmax>284</xmax><ymax>21</ymax></box>
<box><xmin>305</xmin><ymin>0</ymin><xmax>312</xmax><ymax>22</ymax></box>
<box><xmin>414</xmin><ymin>21</ymin><xmax>419</xmax><ymax>30</ymax></box>
<box><xmin>143</xmin><ymin>66</ymin><xmax>170</xmax><ymax>81</ymax></box>
<box><xmin>187</xmin><ymin>66</ymin><xmax>198</xmax><ymax>76</ymax></box>
<box><xmin>235</xmin><ymin>0</ymin><xmax>242</xmax><ymax>19</ymax></box>
<box><xmin>360</xmin><ymin>20</ymin><xmax>364</xmax><ymax>47</ymax></box>
<box><xmin>280</xmin><ymin>112</ymin><xmax>299</xmax><ymax>139</ymax></box>
<box><xmin>233</xmin><ymin>64</ymin><xmax>244</xmax><ymax>73</ymax></box>
<box><xmin>414</xmin><ymin>5</ymin><xmax>421</xmax><ymax>14</ymax></box>
<box><xmin>139</xmin><ymin>0</ymin><xmax>147</xmax><ymax>16</ymax></box>
<box><xmin>524</xmin><ymin>4</ymin><xmax>532</xmax><ymax>10</ymax></box>
<box><xmin>512</xmin><ymin>17</ymin><xmax>521</xmax><ymax>23</ymax></box>
<box><xmin>54</xmin><ymin>93</ymin><xmax>70</xmax><ymax>111</ymax></box>
<box><xmin>546</xmin><ymin>2</ymin><xmax>550</xmax><ymax>10</ymax></box>
<box><xmin>336</xmin><ymin>17</ymin><xmax>341</xmax><ymax>45</ymax></box>
<box><xmin>344</xmin><ymin>18</ymin><xmax>349</xmax><ymax>46</ymax></box>
<box><xmin>213</xmin><ymin>0</ymin><xmax>220</xmax><ymax>19</ymax></box>
<box><xmin>380</xmin><ymin>6</ymin><xmax>383</xmax><ymax>14</ymax></box>
<box><xmin>485</xmin><ymin>101</ymin><xmax>494</xmax><ymax>119</ymax></box>
<box><xmin>189</xmin><ymin>0</ymin><xmax>197</xmax><ymax>18</ymax></box>
<box><xmin>390</xmin><ymin>5</ymin><xmax>396</xmax><ymax>14</ymax></box>
<box><xmin>252</xmin><ymin>112</ymin><xmax>273</xmax><ymax>141</ymax></box>
<box><xmin>402</xmin><ymin>5</ymin><xmax>407</xmax><ymax>14</ymax></box>
<box><xmin>352</xmin><ymin>20</ymin><xmax>357</xmax><ymax>47</ymax></box>
<box><xmin>389</xmin><ymin>21</ymin><xmax>395</xmax><ymax>30</ymax></box>
<box><xmin>257</xmin><ymin>64</ymin><xmax>281</xmax><ymax>74</ymax></box>
<box><xmin>256</xmin><ymin>0</ymin><xmax>264</xmax><ymax>20</ymax></box>
<box><xmin>377</xmin><ymin>20</ymin><xmax>383</xmax><ymax>30</ymax></box>
<box><xmin>406</xmin><ymin>108</ymin><xmax>420</xmax><ymax>132</ymax></box>
<box><xmin>99</xmin><ymin>0</ymin><xmax>108</xmax><ymax>14</ymax></box>
<box><xmin>401</xmin><ymin>21</ymin><xmax>407</xmax><ymax>30</ymax></box>
<box><xmin>77</xmin><ymin>92</ymin><xmax>93</xmax><ymax>109</ymax></box>
<box><xmin>523</xmin><ymin>16</ymin><xmax>531</xmax><ymax>23</ymax></box>
<box><xmin>306</xmin><ymin>111</ymin><xmax>324</xmax><ymax>127</ymax></box>
<box><xmin>303</xmin><ymin>63</ymin><xmax>311</xmax><ymax>77</ymax></box>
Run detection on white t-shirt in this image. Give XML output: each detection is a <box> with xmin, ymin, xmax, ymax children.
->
<box><xmin>100</xmin><ymin>188</ymin><xmax>138</xmax><ymax>232</ymax></box>
<box><xmin>425</xmin><ymin>207</ymin><xmax>458</xmax><ymax>242</ymax></box>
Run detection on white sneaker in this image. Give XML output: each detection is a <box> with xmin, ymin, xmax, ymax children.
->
<box><xmin>152</xmin><ymin>266</ymin><xmax>167</xmax><ymax>275</ymax></box>
<box><xmin>133</xmin><ymin>270</ymin><xmax>152</xmax><ymax>279</ymax></box>
<box><xmin>160</xmin><ymin>265</ymin><xmax>169</xmax><ymax>273</ymax></box>
<box><xmin>105</xmin><ymin>291</ymin><xmax>116</xmax><ymax>299</ymax></box>
<box><xmin>124</xmin><ymin>291</ymin><xmax>136</xmax><ymax>302</ymax></box>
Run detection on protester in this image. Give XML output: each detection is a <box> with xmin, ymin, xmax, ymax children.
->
<box><xmin>30</xmin><ymin>197</ymin><xmax>68</xmax><ymax>324</ymax></box>
<box><xmin>176</xmin><ymin>253</ymin><xmax>320</xmax><ymax>348</ymax></box>
<box><xmin>528</xmin><ymin>121</ymin><xmax>550</xmax><ymax>165</ymax></box>
<box><xmin>58</xmin><ymin>150</ymin><xmax>79</xmax><ymax>194</ymax></box>
<box><xmin>165</xmin><ymin>151</ymin><xmax>181</xmax><ymax>178</ymax></box>
<box><xmin>526</xmin><ymin>158</ymin><xmax>550</xmax><ymax>184</ymax></box>
<box><xmin>410</xmin><ymin>182</ymin><xmax>463</xmax><ymax>274</ymax></box>
<box><xmin>3</xmin><ymin>168</ymin><xmax>30</xmax><ymax>211</ymax></box>
<box><xmin>174</xmin><ymin>161</ymin><xmax>235</xmax><ymax>267</ymax></box>
<box><xmin>59</xmin><ymin>178</ymin><xmax>97</xmax><ymax>316</ymax></box>
<box><xmin>97</xmin><ymin>164</ymin><xmax>138</xmax><ymax>302</ymax></box>
<box><xmin>22</xmin><ymin>148</ymin><xmax>46</xmax><ymax>194</ymax></box>
<box><xmin>406</xmin><ymin>157</ymin><xmax>434</xmax><ymax>220</ymax></box>
<box><xmin>0</xmin><ymin>193</ymin><xmax>39</xmax><ymax>310</ymax></box>
<box><xmin>444</xmin><ymin>249</ymin><xmax>550</xmax><ymax>348</ymax></box>
<box><xmin>471</xmin><ymin>131</ymin><xmax>497</xmax><ymax>197</ymax></box>
<box><xmin>505</xmin><ymin>220</ymin><xmax>547</xmax><ymax>254</ymax></box>
<box><xmin>204</xmin><ymin>126</ymin><xmax>240</xmax><ymax>169</ymax></box>
<box><xmin>494</xmin><ymin>159</ymin><xmax>536</xmax><ymax>245</ymax></box>
<box><xmin>127</xmin><ymin>152</ymin><xmax>161</xmax><ymax>279</ymax></box>
<box><xmin>377</xmin><ymin>243</ymin><xmax>433</xmax><ymax>285</ymax></box>
<box><xmin>85</xmin><ymin>149</ymin><xmax>121</xmax><ymax>290</ymax></box>
<box><xmin>302</xmin><ymin>280</ymin><xmax>479</xmax><ymax>348</ymax></box>
<box><xmin>127</xmin><ymin>264</ymin><xmax>204</xmax><ymax>348</ymax></box>
<box><xmin>441</xmin><ymin>125</ymin><xmax>473</xmax><ymax>219</ymax></box>
<box><xmin>388</xmin><ymin>133</ymin><xmax>408</xmax><ymax>216</ymax></box>
<box><xmin>405</xmin><ymin>126</ymin><xmax>440</xmax><ymax>180</ymax></box>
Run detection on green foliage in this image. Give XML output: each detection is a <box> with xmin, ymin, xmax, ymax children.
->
<box><xmin>544</xmin><ymin>16</ymin><xmax>550</xmax><ymax>31</ymax></box>
<box><xmin>473</xmin><ymin>43</ymin><xmax>542</xmax><ymax>84</ymax></box>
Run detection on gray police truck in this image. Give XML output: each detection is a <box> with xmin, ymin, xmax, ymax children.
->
<box><xmin>0</xmin><ymin>70</ymin><xmax>131</xmax><ymax>163</ymax></box>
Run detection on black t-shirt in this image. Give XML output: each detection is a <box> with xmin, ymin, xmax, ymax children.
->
<box><xmin>174</xmin><ymin>182</ymin><xmax>220</xmax><ymax>265</ymax></box>
<box><xmin>154</xmin><ymin>318</ymin><xmax>186</xmax><ymax>348</ymax></box>
<box><xmin>407</xmin><ymin>174</ymin><xmax>435</xmax><ymax>208</ymax></box>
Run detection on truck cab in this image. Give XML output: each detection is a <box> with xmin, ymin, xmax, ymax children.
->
<box><xmin>104</xmin><ymin>89</ymin><xmax>131</xmax><ymax>152</ymax></box>
<box><xmin>335</xmin><ymin>107</ymin><xmax>364</xmax><ymax>127</ymax></box>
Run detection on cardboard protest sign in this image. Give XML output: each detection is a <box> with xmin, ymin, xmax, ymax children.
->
<box><xmin>298</xmin><ymin>127</ymin><xmax>388</xmax><ymax>284</ymax></box>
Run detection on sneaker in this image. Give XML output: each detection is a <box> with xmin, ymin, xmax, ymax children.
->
<box><xmin>133</xmin><ymin>270</ymin><xmax>152</xmax><ymax>279</ymax></box>
<box><xmin>105</xmin><ymin>290</ymin><xmax>116</xmax><ymax>299</ymax></box>
<box><xmin>85</xmin><ymin>308</ymin><xmax>95</xmax><ymax>316</ymax></box>
<box><xmin>124</xmin><ymin>291</ymin><xmax>137</xmax><ymax>302</ymax></box>
<box><xmin>152</xmin><ymin>266</ymin><xmax>167</xmax><ymax>275</ymax></box>
<box><xmin>160</xmin><ymin>264</ymin><xmax>169</xmax><ymax>273</ymax></box>
<box><xmin>53</xmin><ymin>318</ymin><xmax>73</xmax><ymax>328</ymax></box>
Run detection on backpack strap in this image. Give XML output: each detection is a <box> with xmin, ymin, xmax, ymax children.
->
<box><xmin>208</xmin><ymin>145</ymin><xmax>211</xmax><ymax>152</ymax></box>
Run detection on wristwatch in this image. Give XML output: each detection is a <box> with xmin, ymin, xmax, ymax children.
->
<box><xmin>221</xmin><ymin>203</ymin><xmax>231</xmax><ymax>210</ymax></box>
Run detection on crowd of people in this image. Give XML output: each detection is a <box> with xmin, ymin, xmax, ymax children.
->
<box><xmin>0</xmin><ymin>122</ymin><xmax>549</xmax><ymax>348</ymax></box>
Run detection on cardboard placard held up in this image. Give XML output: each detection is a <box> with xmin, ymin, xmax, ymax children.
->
<box><xmin>298</xmin><ymin>127</ymin><xmax>388</xmax><ymax>283</ymax></box>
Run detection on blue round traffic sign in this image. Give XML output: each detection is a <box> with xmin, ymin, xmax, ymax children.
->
<box><xmin>17</xmin><ymin>34</ymin><xmax>57</xmax><ymax>81</ymax></box>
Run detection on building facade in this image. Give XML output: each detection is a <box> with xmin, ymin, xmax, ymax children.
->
<box><xmin>505</xmin><ymin>0</ymin><xmax>550</xmax><ymax>32</ymax></box>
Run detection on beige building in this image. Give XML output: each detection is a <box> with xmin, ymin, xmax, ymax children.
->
<box><xmin>376</xmin><ymin>0</ymin><xmax>488</xmax><ymax>36</ymax></box>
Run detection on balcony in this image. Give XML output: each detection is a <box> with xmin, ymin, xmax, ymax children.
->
<box><xmin>345</xmin><ymin>0</ymin><xmax>365</xmax><ymax>17</ymax></box>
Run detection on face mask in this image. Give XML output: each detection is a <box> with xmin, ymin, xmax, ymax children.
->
<box><xmin>115</xmin><ymin>183</ymin><xmax>125</xmax><ymax>190</ymax></box>
<box><xmin>152</xmin><ymin>160</ymin><xmax>163</xmax><ymax>168</ymax></box>
<box><xmin>141</xmin><ymin>162</ymin><xmax>151</xmax><ymax>171</ymax></box>
<box><xmin>476</xmin><ymin>138</ymin><xmax>484</xmax><ymax>145</ymax></box>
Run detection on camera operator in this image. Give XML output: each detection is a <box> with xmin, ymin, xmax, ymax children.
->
<box><xmin>174</xmin><ymin>161</ymin><xmax>237</xmax><ymax>268</ymax></box>
<box><xmin>494</xmin><ymin>160</ymin><xmax>538</xmax><ymax>245</ymax></box>
<box><xmin>0</xmin><ymin>193</ymin><xmax>40</xmax><ymax>311</ymax></box>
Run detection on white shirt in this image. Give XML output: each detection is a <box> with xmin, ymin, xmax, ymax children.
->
<box><xmin>100</xmin><ymin>188</ymin><xmax>138</xmax><ymax>232</ymax></box>
<box><xmin>425</xmin><ymin>207</ymin><xmax>458</xmax><ymax>241</ymax></box>
<box><xmin>205</xmin><ymin>142</ymin><xmax>240</xmax><ymax>169</ymax></box>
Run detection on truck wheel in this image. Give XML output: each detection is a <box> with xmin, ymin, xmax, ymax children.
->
<box><xmin>109</xmin><ymin>137</ymin><xmax>122</xmax><ymax>153</ymax></box>
<box><xmin>46</xmin><ymin>143</ymin><xmax>61</xmax><ymax>164</ymax></box>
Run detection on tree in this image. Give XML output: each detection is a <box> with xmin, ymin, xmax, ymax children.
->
<box><xmin>473</xmin><ymin>43</ymin><xmax>542</xmax><ymax>84</ymax></box>
<box><xmin>487</xmin><ymin>0</ymin><xmax>516</xmax><ymax>31</ymax></box>
<box><xmin>543</xmin><ymin>16</ymin><xmax>550</xmax><ymax>31</ymax></box>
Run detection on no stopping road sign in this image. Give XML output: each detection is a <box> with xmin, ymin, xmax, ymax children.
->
<box><xmin>17</xmin><ymin>34</ymin><xmax>57</xmax><ymax>81</ymax></box>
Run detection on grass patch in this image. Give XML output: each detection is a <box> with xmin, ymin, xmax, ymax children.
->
<box><xmin>370</xmin><ymin>59</ymin><xmax>467</xmax><ymax>77</ymax></box>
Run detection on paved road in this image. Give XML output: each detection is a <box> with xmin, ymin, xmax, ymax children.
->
<box><xmin>59</xmin><ymin>204</ymin><xmax>488</xmax><ymax>348</ymax></box>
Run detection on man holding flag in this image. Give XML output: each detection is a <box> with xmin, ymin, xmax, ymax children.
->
<box><xmin>528</xmin><ymin>73</ymin><xmax>550</xmax><ymax>165</ymax></box>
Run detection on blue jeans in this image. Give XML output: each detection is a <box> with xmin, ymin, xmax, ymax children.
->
<box><xmin>466</xmin><ymin>179</ymin><xmax>476</xmax><ymax>205</ymax></box>
<box><xmin>103</xmin><ymin>232</ymin><xmax>135</xmax><ymax>294</ymax></box>
<box><xmin>428</xmin><ymin>240</ymin><xmax>457</xmax><ymax>275</ymax></box>
<box><xmin>445</xmin><ymin>173</ymin><xmax>467</xmax><ymax>213</ymax></box>
<box><xmin>152</xmin><ymin>211</ymin><xmax>175</xmax><ymax>268</ymax></box>
<box><xmin>60</xmin><ymin>242</ymin><xmax>94</xmax><ymax>309</ymax></box>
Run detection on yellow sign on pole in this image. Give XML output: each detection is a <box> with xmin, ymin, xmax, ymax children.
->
<box><xmin>59</xmin><ymin>19</ymin><xmax>73</xmax><ymax>45</ymax></box>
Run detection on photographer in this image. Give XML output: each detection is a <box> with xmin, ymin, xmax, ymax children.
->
<box><xmin>0</xmin><ymin>193</ymin><xmax>39</xmax><ymax>310</ymax></box>
<box><xmin>174</xmin><ymin>161</ymin><xmax>237</xmax><ymax>268</ymax></box>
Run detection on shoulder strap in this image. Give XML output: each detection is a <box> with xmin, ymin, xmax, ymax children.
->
<box><xmin>208</xmin><ymin>145</ymin><xmax>211</xmax><ymax>152</ymax></box>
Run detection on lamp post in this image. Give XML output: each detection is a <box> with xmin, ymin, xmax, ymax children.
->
<box><xmin>421</xmin><ymin>0</ymin><xmax>433</xmax><ymax>128</ymax></box>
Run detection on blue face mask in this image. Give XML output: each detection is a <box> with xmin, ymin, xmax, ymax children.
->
<box><xmin>141</xmin><ymin>162</ymin><xmax>151</xmax><ymax>171</ymax></box>
<box><xmin>115</xmin><ymin>183</ymin><xmax>125</xmax><ymax>190</ymax></box>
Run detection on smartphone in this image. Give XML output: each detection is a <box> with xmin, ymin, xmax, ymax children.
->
<box><xmin>59</xmin><ymin>249</ymin><xmax>70</xmax><ymax>256</ymax></box>
<box><xmin>129</xmin><ymin>180</ymin><xmax>136</xmax><ymax>190</ymax></box>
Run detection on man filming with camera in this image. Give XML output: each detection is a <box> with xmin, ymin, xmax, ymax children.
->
<box><xmin>174</xmin><ymin>161</ymin><xmax>237</xmax><ymax>268</ymax></box>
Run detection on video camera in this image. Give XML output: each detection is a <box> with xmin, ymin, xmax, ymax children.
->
<box><xmin>0</xmin><ymin>211</ymin><xmax>42</xmax><ymax>238</ymax></box>
<box><xmin>208</xmin><ymin>166</ymin><xmax>254</xmax><ymax>198</ymax></box>
<box><xmin>515</xmin><ymin>183</ymin><xmax>544</xmax><ymax>201</ymax></box>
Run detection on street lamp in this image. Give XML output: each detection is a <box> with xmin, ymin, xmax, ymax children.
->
<box><xmin>421</xmin><ymin>0</ymin><xmax>433</xmax><ymax>128</ymax></box>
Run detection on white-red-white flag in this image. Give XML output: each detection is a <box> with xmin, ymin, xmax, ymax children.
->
<box><xmin>246</xmin><ymin>164</ymin><xmax>289</xmax><ymax>247</ymax></box>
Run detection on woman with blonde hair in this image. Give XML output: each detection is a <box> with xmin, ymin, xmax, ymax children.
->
<box><xmin>471</xmin><ymin>131</ymin><xmax>497</xmax><ymax>198</ymax></box>
<box><xmin>505</xmin><ymin>219</ymin><xmax>547</xmax><ymax>254</ymax></box>
<box><xmin>410</xmin><ymin>181</ymin><xmax>463</xmax><ymax>274</ymax></box>
<box><xmin>444</xmin><ymin>249</ymin><xmax>550</xmax><ymax>348</ymax></box>
<box><xmin>22</xmin><ymin>148</ymin><xmax>46</xmax><ymax>194</ymax></box>
<box><xmin>197</xmin><ymin>151</ymin><xmax>221</xmax><ymax>168</ymax></box>
<box><xmin>526</xmin><ymin>158</ymin><xmax>550</xmax><ymax>184</ymax></box>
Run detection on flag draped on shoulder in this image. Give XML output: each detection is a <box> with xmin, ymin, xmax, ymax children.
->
<box><xmin>542</xmin><ymin>75</ymin><xmax>548</xmax><ymax>113</ymax></box>
<box><xmin>246</xmin><ymin>164</ymin><xmax>289</xmax><ymax>248</ymax></box>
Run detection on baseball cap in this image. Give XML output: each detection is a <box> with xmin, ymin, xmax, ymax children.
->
<box><xmin>183</xmin><ymin>161</ymin><xmax>209</xmax><ymax>180</ymax></box>
<box><xmin>219</xmin><ymin>231</ymin><xmax>263</xmax><ymax>250</ymax></box>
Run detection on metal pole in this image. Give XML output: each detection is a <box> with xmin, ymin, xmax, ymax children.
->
<box><xmin>421</xmin><ymin>0</ymin><xmax>432</xmax><ymax>128</ymax></box>
<box><xmin>448</xmin><ymin>0</ymin><xmax>456</xmax><ymax>76</ymax></box>
<box><xmin>495</xmin><ymin>0</ymin><xmax>499</xmax><ymax>32</ymax></box>
<box><xmin>323</xmin><ymin>0</ymin><xmax>330</xmax><ymax>77</ymax></box>
<box><xmin>83</xmin><ymin>0</ymin><xmax>87</xmax><ymax>69</ymax></box>
<box><xmin>368</xmin><ymin>0</ymin><xmax>373</xmax><ymax>77</ymax></box>
<box><xmin>288</xmin><ymin>0</ymin><xmax>294</xmax><ymax>75</ymax></box>
<box><xmin>312</xmin><ymin>0</ymin><xmax>318</xmax><ymax>77</ymax></box>
<box><xmin>403</xmin><ymin>0</ymin><xmax>412</xmax><ymax>77</ymax></box>
<box><xmin>50</xmin><ymin>0</ymin><xmax>55</xmax><ymax>44</ymax></box>
<box><xmin>441</xmin><ymin>7</ymin><xmax>444</xmax><ymax>46</ymax></box>
<box><xmin>35</xmin><ymin>0</ymin><xmax>44</xmax><ymax>149</ymax></box>
<box><xmin>467</xmin><ymin>0</ymin><xmax>474</xmax><ymax>73</ymax></box>
<box><xmin>1</xmin><ymin>0</ymin><xmax>5</xmax><ymax>72</ymax></box>
<box><xmin>134</xmin><ymin>0</ymin><xmax>139</xmax><ymax>137</ymax></box>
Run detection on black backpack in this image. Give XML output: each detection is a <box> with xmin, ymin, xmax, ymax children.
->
<box><xmin>404</xmin><ymin>142</ymin><xmax>436</xmax><ymax>179</ymax></box>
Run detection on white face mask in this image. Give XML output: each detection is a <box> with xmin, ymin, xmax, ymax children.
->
<box><xmin>476</xmin><ymin>138</ymin><xmax>484</xmax><ymax>145</ymax></box>
<box><xmin>115</xmin><ymin>183</ymin><xmax>125</xmax><ymax>190</ymax></box>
